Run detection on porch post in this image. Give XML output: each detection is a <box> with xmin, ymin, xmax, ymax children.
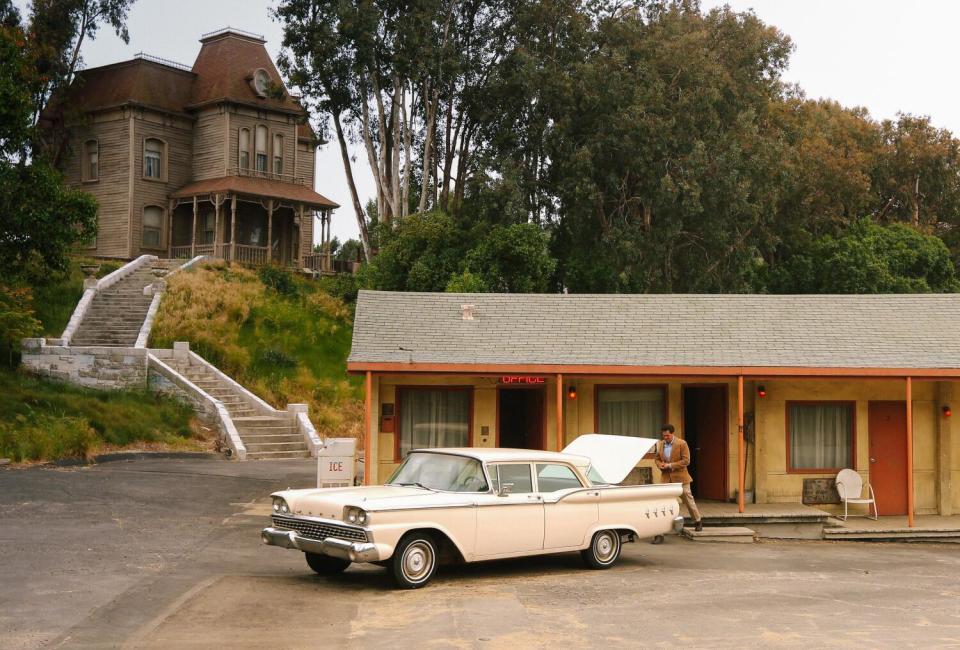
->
<box><xmin>297</xmin><ymin>203</ymin><xmax>305</xmax><ymax>267</ymax></box>
<box><xmin>325</xmin><ymin>211</ymin><xmax>332</xmax><ymax>272</ymax></box>
<box><xmin>213</xmin><ymin>194</ymin><xmax>221</xmax><ymax>258</ymax></box>
<box><xmin>364</xmin><ymin>371</ymin><xmax>373</xmax><ymax>485</ymax></box>
<box><xmin>556</xmin><ymin>373</ymin><xmax>564</xmax><ymax>451</ymax></box>
<box><xmin>737</xmin><ymin>375</ymin><xmax>745</xmax><ymax>513</ymax></box>
<box><xmin>191</xmin><ymin>196</ymin><xmax>198</xmax><ymax>257</ymax></box>
<box><xmin>167</xmin><ymin>199</ymin><xmax>174</xmax><ymax>257</ymax></box>
<box><xmin>936</xmin><ymin>381</ymin><xmax>953</xmax><ymax>516</ymax></box>
<box><xmin>230</xmin><ymin>194</ymin><xmax>238</xmax><ymax>262</ymax></box>
<box><xmin>906</xmin><ymin>376</ymin><xmax>915</xmax><ymax>527</ymax></box>
<box><xmin>267</xmin><ymin>199</ymin><xmax>274</xmax><ymax>264</ymax></box>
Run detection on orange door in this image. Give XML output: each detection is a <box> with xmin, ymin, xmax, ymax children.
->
<box><xmin>868</xmin><ymin>401</ymin><xmax>908</xmax><ymax>515</ymax></box>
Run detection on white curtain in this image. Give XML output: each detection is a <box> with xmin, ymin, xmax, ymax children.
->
<box><xmin>400</xmin><ymin>389</ymin><xmax>470</xmax><ymax>456</ymax></box>
<box><xmin>789</xmin><ymin>404</ymin><xmax>852</xmax><ymax>470</ymax></box>
<box><xmin>598</xmin><ymin>388</ymin><xmax>664</xmax><ymax>438</ymax></box>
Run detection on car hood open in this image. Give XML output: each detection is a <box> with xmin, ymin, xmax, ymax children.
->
<box><xmin>563</xmin><ymin>433</ymin><xmax>659</xmax><ymax>484</ymax></box>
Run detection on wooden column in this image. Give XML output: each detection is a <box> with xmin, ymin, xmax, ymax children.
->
<box><xmin>267</xmin><ymin>199</ymin><xmax>274</xmax><ymax>264</ymax></box>
<box><xmin>230</xmin><ymin>194</ymin><xmax>238</xmax><ymax>262</ymax></box>
<box><xmin>167</xmin><ymin>199</ymin><xmax>174</xmax><ymax>257</ymax></box>
<box><xmin>364</xmin><ymin>371</ymin><xmax>373</xmax><ymax>486</ymax></box>
<box><xmin>556</xmin><ymin>373</ymin><xmax>564</xmax><ymax>451</ymax></box>
<box><xmin>737</xmin><ymin>375</ymin><xmax>745</xmax><ymax>513</ymax></box>
<box><xmin>190</xmin><ymin>196</ymin><xmax>198</xmax><ymax>257</ymax></box>
<box><xmin>297</xmin><ymin>203</ymin><xmax>305</xmax><ymax>266</ymax></box>
<box><xmin>325</xmin><ymin>211</ymin><xmax>332</xmax><ymax>272</ymax></box>
<box><xmin>213</xmin><ymin>194</ymin><xmax>221</xmax><ymax>258</ymax></box>
<box><xmin>906</xmin><ymin>376</ymin><xmax>915</xmax><ymax>527</ymax></box>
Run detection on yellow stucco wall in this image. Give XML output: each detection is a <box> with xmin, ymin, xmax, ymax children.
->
<box><xmin>369</xmin><ymin>374</ymin><xmax>956</xmax><ymax>514</ymax></box>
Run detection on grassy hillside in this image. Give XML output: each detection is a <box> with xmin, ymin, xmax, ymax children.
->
<box><xmin>0</xmin><ymin>369</ymin><xmax>204</xmax><ymax>462</ymax></box>
<box><xmin>150</xmin><ymin>262</ymin><xmax>363</xmax><ymax>438</ymax></box>
<box><xmin>33</xmin><ymin>257</ymin><xmax>121</xmax><ymax>336</ymax></box>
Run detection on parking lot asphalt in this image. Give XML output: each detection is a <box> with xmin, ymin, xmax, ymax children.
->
<box><xmin>2</xmin><ymin>457</ymin><xmax>959</xmax><ymax>649</ymax></box>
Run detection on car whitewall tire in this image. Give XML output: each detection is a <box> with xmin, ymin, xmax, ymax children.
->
<box><xmin>392</xmin><ymin>534</ymin><xmax>438</xmax><ymax>589</ymax></box>
<box><xmin>582</xmin><ymin>530</ymin><xmax>622</xmax><ymax>570</ymax></box>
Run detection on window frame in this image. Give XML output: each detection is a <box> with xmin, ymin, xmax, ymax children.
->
<box><xmin>489</xmin><ymin>462</ymin><xmax>535</xmax><ymax>495</ymax></box>
<box><xmin>272</xmin><ymin>132</ymin><xmax>283</xmax><ymax>175</ymax></box>
<box><xmin>143</xmin><ymin>137</ymin><xmax>167</xmax><ymax>182</ymax></box>
<box><xmin>254</xmin><ymin>125</ymin><xmax>268</xmax><ymax>173</ymax></box>
<box><xmin>82</xmin><ymin>138</ymin><xmax>99</xmax><ymax>182</ymax></box>
<box><xmin>141</xmin><ymin>204</ymin><xmax>165</xmax><ymax>250</ymax></box>
<box><xmin>534</xmin><ymin>462</ymin><xmax>585</xmax><ymax>493</ymax></box>
<box><xmin>238</xmin><ymin>127</ymin><xmax>251</xmax><ymax>170</ymax></box>
<box><xmin>594</xmin><ymin>383</ymin><xmax>668</xmax><ymax>440</ymax></box>
<box><xmin>394</xmin><ymin>385</ymin><xmax>474</xmax><ymax>462</ymax></box>
<box><xmin>785</xmin><ymin>400</ymin><xmax>857</xmax><ymax>474</ymax></box>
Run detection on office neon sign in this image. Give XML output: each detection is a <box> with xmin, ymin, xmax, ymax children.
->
<box><xmin>499</xmin><ymin>376</ymin><xmax>546</xmax><ymax>385</ymax></box>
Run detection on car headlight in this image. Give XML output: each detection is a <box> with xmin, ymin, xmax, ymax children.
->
<box><xmin>272</xmin><ymin>497</ymin><xmax>290</xmax><ymax>514</ymax></box>
<box><xmin>343</xmin><ymin>506</ymin><xmax>369</xmax><ymax>525</ymax></box>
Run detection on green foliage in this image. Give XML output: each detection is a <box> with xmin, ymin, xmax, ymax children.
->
<box><xmin>364</xmin><ymin>211</ymin><xmax>467</xmax><ymax>292</ymax></box>
<box><xmin>0</xmin><ymin>368</ymin><xmax>196</xmax><ymax>461</ymax></box>
<box><xmin>257</xmin><ymin>265</ymin><xmax>299</xmax><ymax>297</ymax></box>
<box><xmin>317</xmin><ymin>273</ymin><xmax>360</xmax><ymax>304</ymax></box>
<box><xmin>446</xmin><ymin>270</ymin><xmax>488</xmax><ymax>293</ymax></box>
<box><xmin>769</xmin><ymin>219</ymin><xmax>960</xmax><ymax>293</ymax></box>
<box><xmin>0</xmin><ymin>286</ymin><xmax>41</xmax><ymax>366</ymax></box>
<box><xmin>30</xmin><ymin>256</ymin><xmax>119</xmax><ymax>336</ymax></box>
<box><xmin>464</xmin><ymin>223</ymin><xmax>555</xmax><ymax>292</ymax></box>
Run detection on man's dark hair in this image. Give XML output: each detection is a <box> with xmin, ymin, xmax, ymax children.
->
<box><xmin>661</xmin><ymin>424</ymin><xmax>675</xmax><ymax>433</ymax></box>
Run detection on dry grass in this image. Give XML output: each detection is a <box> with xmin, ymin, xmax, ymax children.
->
<box><xmin>150</xmin><ymin>263</ymin><xmax>362</xmax><ymax>439</ymax></box>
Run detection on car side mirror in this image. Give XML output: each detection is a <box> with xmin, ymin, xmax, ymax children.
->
<box><xmin>497</xmin><ymin>482</ymin><xmax>514</xmax><ymax>497</ymax></box>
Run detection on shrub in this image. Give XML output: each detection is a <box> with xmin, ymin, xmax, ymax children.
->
<box><xmin>258</xmin><ymin>265</ymin><xmax>299</xmax><ymax>297</ymax></box>
<box><xmin>0</xmin><ymin>414</ymin><xmax>97</xmax><ymax>462</ymax></box>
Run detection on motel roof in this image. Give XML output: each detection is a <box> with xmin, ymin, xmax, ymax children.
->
<box><xmin>348</xmin><ymin>291</ymin><xmax>960</xmax><ymax>375</ymax></box>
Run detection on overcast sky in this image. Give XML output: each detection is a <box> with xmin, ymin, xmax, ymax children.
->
<box><xmin>19</xmin><ymin>0</ymin><xmax>960</xmax><ymax>242</ymax></box>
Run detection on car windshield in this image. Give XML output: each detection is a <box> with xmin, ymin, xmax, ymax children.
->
<box><xmin>387</xmin><ymin>452</ymin><xmax>489</xmax><ymax>492</ymax></box>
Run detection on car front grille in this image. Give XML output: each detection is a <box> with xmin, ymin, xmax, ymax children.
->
<box><xmin>272</xmin><ymin>514</ymin><xmax>368</xmax><ymax>543</ymax></box>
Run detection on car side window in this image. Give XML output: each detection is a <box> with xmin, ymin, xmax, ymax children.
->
<box><xmin>535</xmin><ymin>463</ymin><xmax>584</xmax><ymax>492</ymax></box>
<box><xmin>490</xmin><ymin>463</ymin><xmax>534</xmax><ymax>494</ymax></box>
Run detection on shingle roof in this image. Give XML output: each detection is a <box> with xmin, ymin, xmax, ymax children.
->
<box><xmin>349</xmin><ymin>291</ymin><xmax>960</xmax><ymax>370</ymax></box>
<box><xmin>59</xmin><ymin>58</ymin><xmax>195</xmax><ymax>116</ymax></box>
<box><xmin>171</xmin><ymin>175</ymin><xmax>338</xmax><ymax>208</ymax></box>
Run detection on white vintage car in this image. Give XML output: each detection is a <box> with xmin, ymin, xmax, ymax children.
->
<box><xmin>261</xmin><ymin>434</ymin><xmax>684</xmax><ymax>588</ymax></box>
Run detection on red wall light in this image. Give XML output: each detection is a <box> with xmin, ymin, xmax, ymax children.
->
<box><xmin>757</xmin><ymin>385</ymin><xmax>767</xmax><ymax>398</ymax></box>
<box><xmin>567</xmin><ymin>386</ymin><xmax>577</xmax><ymax>400</ymax></box>
<box><xmin>943</xmin><ymin>405</ymin><xmax>952</xmax><ymax>418</ymax></box>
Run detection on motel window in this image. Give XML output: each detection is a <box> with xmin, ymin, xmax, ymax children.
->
<box><xmin>83</xmin><ymin>139</ymin><xmax>98</xmax><ymax>181</ymax></box>
<box><xmin>142</xmin><ymin>205</ymin><xmax>164</xmax><ymax>248</ymax></box>
<box><xmin>398</xmin><ymin>388</ymin><xmax>471</xmax><ymax>458</ymax></box>
<box><xmin>144</xmin><ymin>138</ymin><xmax>164</xmax><ymax>180</ymax></box>
<box><xmin>255</xmin><ymin>125</ymin><xmax>268</xmax><ymax>172</ymax></box>
<box><xmin>273</xmin><ymin>133</ymin><xmax>283</xmax><ymax>175</ymax></box>
<box><xmin>787</xmin><ymin>402</ymin><xmax>854</xmax><ymax>471</ymax></box>
<box><xmin>239</xmin><ymin>128</ymin><xmax>251</xmax><ymax>170</ymax></box>
<box><xmin>596</xmin><ymin>386</ymin><xmax>665</xmax><ymax>438</ymax></box>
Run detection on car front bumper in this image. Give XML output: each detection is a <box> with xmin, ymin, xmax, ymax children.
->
<box><xmin>261</xmin><ymin>527</ymin><xmax>381</xmax><ymax>563</ymax></box>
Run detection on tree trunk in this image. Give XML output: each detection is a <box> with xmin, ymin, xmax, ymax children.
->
<box><xmin>333</xmin><ymin>112</ymin><xmax>372</xmax><ymax>261</ymax></box>
<box><xmin>418</xmin><ymin>81</ymin><xmax>438</xmax><ymax>214</ymax></box>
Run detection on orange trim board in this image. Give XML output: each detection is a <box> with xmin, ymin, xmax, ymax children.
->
<box><xmin>347</xmin><ymin>362</ymin><xmax>960</xmax><ymax>379</ymax></box>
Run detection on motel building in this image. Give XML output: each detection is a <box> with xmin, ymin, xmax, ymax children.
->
<box><xmin>347</xmin><ymin>291</ymin><xmax>960</xmax><ymax>529</ymax></box>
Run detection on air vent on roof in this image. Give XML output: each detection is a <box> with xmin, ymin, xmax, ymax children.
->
<box><xmin>461</xmin><ymin>304</ymin><xmax>476</xmax><ymax>321</ymax></box>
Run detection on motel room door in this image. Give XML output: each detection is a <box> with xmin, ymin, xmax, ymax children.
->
<box><xmin>682</xmin><ymin>385</ymin><xmax>728</xmax><ymax>500</ymax></box>
<box><xmin>498</xmin><ymin>388</ymin><xmax>545</xmax><ymax>449</ymax></box>
<box><xmin>868</xmin><ymin>401</ymin><xmax>908</xmax><ymax>515</ymax></box>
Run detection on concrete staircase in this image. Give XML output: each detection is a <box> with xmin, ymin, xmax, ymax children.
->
<box><xmin>70</xmin><ymin>260</ymin><xmax>174</xmax><ymax>347</ymax></box>
<box><xmin>165</xmin><ymin>358</ymin><xmax>311</xmax><ymax>460</ymax></box>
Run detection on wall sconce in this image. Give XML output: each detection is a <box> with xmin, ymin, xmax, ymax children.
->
<box><xmin>567</xmin><ymin>386</ymin><xmax>577</xmax><ymax>400</ymax></box>
<box><xmin>757</xmin><ymin>385</ymin><xmax>767</xmax><ymax>398</ymax></box>
<box><xmin>943</xmin><ymin>405</ymin><xmax>952</xmax><ymax>418</ymax></box>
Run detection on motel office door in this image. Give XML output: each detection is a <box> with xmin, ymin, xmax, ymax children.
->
<box><xmin>868</xmin><ymin>401</ymin><xmax>908</xmax><ymax>515</ymax></box>
<box><xmin>499</xmin><ymin>388</ymin><xmax>544</xmax><ymax>449</ymax></box>
<box><xmin>683</xmin><ymin>386</ymin><xmax>727</xmax><ymax>500</ymax></box>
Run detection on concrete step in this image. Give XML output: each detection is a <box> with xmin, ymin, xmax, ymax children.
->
<box><xmin>823</xmin><ymin>527</ymin><xmax>960</xmax><ymax>542</ymax></box>
<box><xmin>246</xmin><ymin>450</ymin><xmax>312</xmax><ymax>460</ymax></box>
<box><xmin>238</xmin><ymin>433</ymin><xmax>304</xmax><ymax>444</ymax></box>
<box><xmin>243</xmin><ymin>441</ymin><xmax>309</xmax><ymax>453</ymax></box>
<box><xmin>232</xmin><ymin>416</ymin><xmax>288</xmax><ymax>426</ymax></box>
<box><xmin>682</xmin><ymin>526</ymin><xmax>757</xmax><ymax>543</ymax></box>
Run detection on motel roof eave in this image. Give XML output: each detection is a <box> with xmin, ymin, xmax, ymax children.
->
<box><xmin>345</xmin><ymin>361</ymin><xmax>960</xmax><ymax>380</ymax></box>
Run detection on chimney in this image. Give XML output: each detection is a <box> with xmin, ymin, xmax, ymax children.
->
<box><xmin>460</xmin><ymin>304</ymin><xmax>476</xmax><ymax>321</ymax></box>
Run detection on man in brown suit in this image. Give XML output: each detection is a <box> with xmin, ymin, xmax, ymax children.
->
<box><xmin>655</xmin><ymin>424</ymin><xmax>703</xmax><ymax>532</ymax></box>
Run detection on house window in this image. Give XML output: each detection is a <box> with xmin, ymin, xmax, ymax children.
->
<box><xmin>142</xmin><ymin>205</ymin><xmax>164</xmax><ymax>248</ymax></box>
<box><xmin>83</xmin><ymin>139</ymin><xmax>98</xmax><ymax>181</ymax></box>
<box><xmin>596</xmin><ymin>386</ymin><xmax>665</xmax><ymax>438</ymax></box>
<box><xmin>203</xmin><ymin>213</ymin><xmax>215</xmax><ymax>245</ymax></box>
<box><xmin>397</xmin><ymin>387</ymin><xmax>471</xmax><ymax>458</ymax></box>
<box><xmin>255</xmin><ymin>125</ymin><xmax>268</xmax><ymax>172</ymax></box>
<box><xmin>787</xmin><ymin>402</ymin><xmax>855</xmax><ymax>472</ymax></box>
<box><xmin>273</xmin><ymin>133</ymin><xmax>283</xmax><ymax>175</ymax></box>
<box><xmin>239</xmin><ymin>128</ymin><xmax>250</xmax><ymax>170</ymax></box>
<box><xmin>144</xmin><ymin>138</ymin><xmax>164</xmax><ymax>180</ymax></box>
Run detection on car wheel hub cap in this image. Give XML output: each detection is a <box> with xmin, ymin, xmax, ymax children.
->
<box><xmin>404</xmin><ymin>543</ymin><xmax>432</xmax><ymax>580</ymax></box>
<box><xmin>597</xmin><ymin>534</ymin><xmax>616</xmax><ymax>561</ymax></box>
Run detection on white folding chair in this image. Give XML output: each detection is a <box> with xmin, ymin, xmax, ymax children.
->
<box><xmin>835</xmin><ymin>469</ymin><xmax>878</xmax><ymax>521</ymax></box>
